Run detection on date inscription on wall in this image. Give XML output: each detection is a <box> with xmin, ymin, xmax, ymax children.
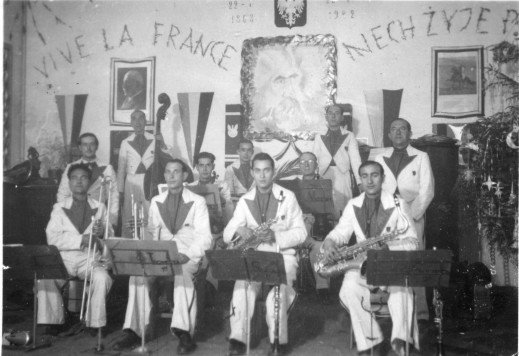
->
<box><xmin>227</xmin><ymin>0</ymin><xmax>254</xmax><ymax>25</ymax></box>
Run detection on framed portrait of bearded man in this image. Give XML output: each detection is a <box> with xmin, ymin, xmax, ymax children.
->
<box><xmin>241</xmin><ymin>34</ymin><xmax>337</xmax><ymax>141</ymax></box>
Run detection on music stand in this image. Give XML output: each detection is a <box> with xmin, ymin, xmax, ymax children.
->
<box><xmin>3</xmin><ymin>245</ymin><xmax>69</xmax><ymax>352</ymax></box>
<box><xmin>104</xmin><ymin>239</ymin><xmax>182</xmax><ymax>355</ymax></box>
<box><xmin>206</xmin><ymin>250</ymin><xmax>286</xmax><ymax>355</ymax></box>
<box><xmin>366</xmin><ymin>249</ymin><xmax>452</xmax><ymax>356</ymax></box>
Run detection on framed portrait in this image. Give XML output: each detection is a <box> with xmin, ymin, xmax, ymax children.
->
<box><xmin>110</xmin><ymin>57</ymin><xmax>155</xmax><ymax>125</ymax></box>
<box><xmin>432</xmin><ymin>46</ymin><xmax>484</xmax><ymax>119</ymax></box>
<box><xmin>241</xmin><ymin>34</ymin><xmax>337</xmax><ymax>140</ymax></box>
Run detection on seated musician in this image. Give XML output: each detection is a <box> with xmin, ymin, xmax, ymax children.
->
<box><xmin>224</xmin><ymin>138</ymin><xmax>255</xmax><ymax>197</ymax></box>
<box><xmin>322</xmin><ymin>161</ymin><xmax>419</xmax><ymax>356</ymax></box>
<box><xmin>38</xmin><ymin>163</ymin><xmax>112</xmax><ymax>335</ymax></box>
<box><xmin>296</xmin><ymin>151</ymin><xmax>333</xmax><ymax>305</ymax></box>
<box><xmin>224</xmin><ymin>153</ymin><xmax>306</xmax><ymax>356</ymax></box>
<box><xmin>113</xmin><ymin>158</ymin><xmax>212</xmax><ymax>355</ymax></box>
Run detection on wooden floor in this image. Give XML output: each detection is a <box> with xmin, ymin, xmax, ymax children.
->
<box><xmin>2</xmin><ymin>279</ymin><xmax>518</xmax><ymax>356</ymax></box>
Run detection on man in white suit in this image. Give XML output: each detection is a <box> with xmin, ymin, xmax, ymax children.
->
<box><xmin>374</xmin><ymin>118</ymin><xmax>435</xmax><ymax>322</ymax></box>
<box><xmin>113</xmin><ymin>159</ymin><xmax>212</xmax><ymax>355</ymax></box>
<box><xmin>224</xmin><ymin>153</ymin><xmax>306</xmax><ymax>356</ymax></box>
<box><xmin>38</xmin><ymin>163</ymin><xmax>112</xmax><ymax>334</ymax></box>
<box><xmin>57</xmin><ymin>133</ymin><xmax>119</xmax><ymax>227</ymax></box>
<box><xmin>224</xmin><ymin>139</ymin><xmax>255</xmax><ymax>197</ymax></box>
<box><xmin>322</xmin><ymin>161</ymin><xmax>419</xmax><ymax>356</ymax></box>
<box><xmin>313</xmin><ymin>104</ymin><xmax>362</xmax><ymax>218</ymax></box>
<box><xmin>117</xmin><ymin>110</ymin><xmax>157</xmax><ymax>238</ymax></box>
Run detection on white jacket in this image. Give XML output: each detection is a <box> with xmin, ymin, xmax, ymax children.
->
<box><xmin>224</xmin><ymin>160</ymin><xmax>255</xmax><ymax>196</ymax></box>
<box><xmin>313</xmin><ymin>127</ymin><xmax>362</xmax><ymax>183</ymax></box>
<box><xmin>326</xmin><ymin>190</ymin><xmax>418</xmax><ymax>251</ymax></box>
<box><xmin>46</xmin><ymin>197</ymin><xmax>108</xmax><ymax>251</ymax></box>
<box><xmin>117</xmin><ymin>132</ymin><xmax>156</xmax><ymax>192</ymax></box>
<box><xmin>147</xmin><ymin>188</ymin><xmax>212</xmax><ymax>263</ymax></box>
<box><xmin>223</xmin><ymin>183</ymin><xmax>306</xmax><ymax>256</ymax></box>
<box><xmin>57</xmin><ymin>158</ymin><xmax>119</xmax><ymax>225</ymax></box>
<box><xmin>374</xmin><ymin>146</ymin><xmax>434</xmax><ymax>221</ymax></box>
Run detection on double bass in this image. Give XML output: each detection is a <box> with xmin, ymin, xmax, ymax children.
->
<box><xmin>144</xmin><ymin>93</ymin><xmax>193</xmax><ymax>201</ymax></box>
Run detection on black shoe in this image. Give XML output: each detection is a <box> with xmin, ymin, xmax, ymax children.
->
<box><xmin>39</xmin><ymin>324</ymin><xmax>64</xmax><ymax>336</ymax></box>
<box><xmin>389</xmin><ymin>338</ymin><xmax>421</xmax><ymax>356</ymax></box>
<box><xmin>112</xmin><ymin>329</ymin><xmax>141</xmax><ymax>351</ymax></box>
<box><xmin>358</xmin><ymin>342</ymin><xmax>382</xmax><ymax>356</ymax></box>
<box><xmin>176</xmin><ymin>331</ymin><xmax>196</xmax><ymax>355</ymax></box>
<box><xmin>267</xmin><ymin>343</ymin><xmax>287</xmax><ymax>356</ymax></box>
<box><xmin>58</xmin><ymin>321</ymin><xmax>85</xmax><ymax>337</ymax></box>
<box><xmin>86</xmin><ymin>327</ymin><xmax>105</xmax><ymax>338</ymax></box>
<box><xmin>228</xmin><ymin>339</ymin><xmax>246</xmax><ymax>356</ymax></box>
<box><xmin>317</xmin><ymin>288</ymin><xmax>331</xmax><ymax>305</ymax></box>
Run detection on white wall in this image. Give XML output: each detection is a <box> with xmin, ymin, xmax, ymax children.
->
<box><xmin>8</xmin><ymin>0</ymin><xmax>518</xmax><ymax>175</ymax></box>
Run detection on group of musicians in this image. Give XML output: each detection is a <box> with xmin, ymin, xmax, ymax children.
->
<box><xmin>36</xmin><ymin>105</ymin><xmax>434</xmax><ymax>356</ymax></box>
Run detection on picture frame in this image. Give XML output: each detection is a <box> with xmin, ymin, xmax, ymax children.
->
<box><xmin>432</xmin><ymin>46</ymin><xmax>484</xmax><ymax>119</ymax></box>
<box><xmin>110</xmin><ymin>57</ymin><xmax>155</xmax><ymax>125</ymax></box>
<box><xmin>241</xmin><ymin>34</ymin><xmax>337</xmax><ymax>140</ymax></box>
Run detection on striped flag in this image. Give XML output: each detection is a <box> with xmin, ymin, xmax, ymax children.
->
<box><xmin>364</xmin><ymin>89</ymin><xmax>403</xmax><ymax>147</ymax></box>
<box><xmin>56</xmin><ymin>94</ymin><xmax>88</xmax><ymax>160</ymax></box>
<box><xmin>177</xmin><ymin>92</ymin><xmax>214</xmax><ymax>166</ymax></box>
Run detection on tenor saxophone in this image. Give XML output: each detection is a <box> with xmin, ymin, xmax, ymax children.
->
<box><xmin>229</xmin><ymin>218</ymin><xmax>278</xmax><ymax>251</ymax></box>
<box><xmin>314</xmin><ymin>195</ymin><xmax>410</xmax><ymax>278</ymax></box>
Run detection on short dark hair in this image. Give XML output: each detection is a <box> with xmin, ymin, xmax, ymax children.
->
<box><xmin>67</xmin><ymin>163</ymin><xmax>92</xmax><ymax>180</ymax></box>
<box><xmin>325</xmin><ymin>104</ymin><xmax>344</xmax><ymax>115</ymax></box>
<box><xmin>358</xmin><ymin>160</ymin><xmax>384</xmax><ymax>176</ymax></box>
<box><xmin>238</xmin><ymin>139</ymin><xmax>254</xmax><ymax>149</ymax></box>
<box><xmin>77</xmin><ymin>132</ymin><xmax>99</xmax><ymax>147</ymax></box>
<box><xmin>195</xmin><ymin>152</ymin><xmax>215</xmax><ymax>164</ymax></box>
<box><xmin>252</xmin><ymin>152</ymin><xmax>275</xmax><ymax>170</ymax></box>
<box><xmin>164</xmin><ymin>158</ymin><xmax>189</xmax><ymax>174</ymax></box>
<box><xmin>299</xmin><ymin>151</ymin><xmax>317</xmax><ymax>161</ymax></box>
<box><xmin>131</xmin><ymin>110</ymin><xmax>146</xmax><ymax>121</ymax></box>
<box><xmin>390</xmin><ymin>118</ymin><xmax>412</xmax><ymax>131</ymax></box>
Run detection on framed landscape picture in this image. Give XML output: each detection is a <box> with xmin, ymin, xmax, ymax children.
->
<box><xmin>110</xmin><ymin>57</ymin><xmax>155</xmax><ymax>125</ymax></box>
<box><xmin>432</xmin><ymin>46</ymin><xmax>484</xmax><ymax>119</ymax></box>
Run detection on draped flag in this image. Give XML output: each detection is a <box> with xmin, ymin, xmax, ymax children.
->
<box><xmin>177</xmin><ymin>92</ymin><xmax>214</xmax><ymax>166</ymax></box>
<box><xmin>225</xmin><ymin>104</ymin><xmax>243</xmax><ymax>167</ymax></box>
<box><xmin>56</xmin><ymin>94</ymin><xmax>88</xmax><ymax>159</ymax></box>
<box><xmin>364</xmin><ymin>89</ymin><xmax>403</xmax><ymax>147</ymax></box>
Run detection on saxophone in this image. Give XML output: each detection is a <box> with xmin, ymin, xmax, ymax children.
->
<box><xmin>229</xmin><ymin>218</ymin><xmax>278</xmax><ymax>251</ymax></box>
<box><xmin>314</xmin><ymin>195</ymin><xmax>410</xmax><ymax>278</ymax></box>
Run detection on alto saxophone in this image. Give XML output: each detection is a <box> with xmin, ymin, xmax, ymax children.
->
<box><xmin>314</xmin><ymin>195</ymin><xmax>410</xmax><ymax>278</ymax></box>
<box><xmin>229</xmin><ymin>218</ymin><xmax>278</xmax><ymax>251</ymax></box>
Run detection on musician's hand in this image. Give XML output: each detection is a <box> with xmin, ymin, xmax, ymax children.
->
<box><xmin>256</xmin><ymin>228</ymin><xmax>276</xmax><ymax>244</ymax></box>
<box><xmin>322</xmin><ymin>239</ymin><xmax>340</xmax><ymax>262</ymax></box>
<box><xmin>236</xmin><ymin>227</ymin><xmax>254</xmax><ymax>241</ymax></box>
<box><xmin>303</xmin><ymin>214</ymin><xmax>315</xmax><ymax>226</ymax></box>
<box><xmin>174</xmin><ymin>253</ymin><xmax>190</xmax><ymax>265</ymax></box>
<box><xmin>92</xmin><ymin>220</ymin><xmax>104</xmax><ymax>237</ymax></box>
<box><xmin>81</xmin><ymin>234</ymin><xmax>101</xmax><ymax>250</ymax></box>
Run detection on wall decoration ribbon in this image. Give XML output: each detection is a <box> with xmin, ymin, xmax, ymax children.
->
<box><xmin>364</xmin><ymin>89</ymin><xmax>403</xmax><ymax>147</ymax></box>
<box><xmin>55</xmin><ymin>94</ymin><xmax>88</xmax><ymax>152</ymax></box>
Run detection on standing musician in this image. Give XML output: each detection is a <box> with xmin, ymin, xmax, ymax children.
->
<box><xmin>322</xmin><ymin>161</ymin><xmax>419</xmax><ymax>356</ymax></box>
<box><xmin>38</xmin><ymin>163</ymin><xmax>113</xmax><ymax>335</ymax></box>
<box><xmin>313</xmin><ymin>104</ymin><xmax>362</xmax><ymax>218</ymax></box>
<box><xmin>113</xmin><ymin>159</ymin><xmax>212</xmax><ymax>355</ymax></box>
<box><xmin>374</xmin><ymin>118</ymin><xmax>434</xmax><ymax>322</ymax></box>
<box><xmin>224</xmin><ymin>153</ymin><xmax>306</xmax><ymax>356</ymax></box>
<box><xmin>294</xmin><ymin>151</ymin><xmax>333</xmax><ymax>304</ymax></box>
<box><xmin>117</xmin><ymin>110</ymin><xmax>170</xmax><ymax>238</ymax></box>
<box><xmin>57</xmin><ymin>133</ymin><xmax>119</xmax><ymax>227</ymax></box>
<box><xmin>224</xmin><ymin>139</ymin><xmax>255</xmax><ymax>197</ymax></box>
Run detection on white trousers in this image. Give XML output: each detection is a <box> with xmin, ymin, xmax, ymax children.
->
<box><xmin>413</xmin><ymin>217</ymin><xmax>429</xmax><ymax>321</ymax></box>
<box><xmin>322</xmin><ymin>166</ymin><xmax>352</xmax><ymax>218</ymax></box>
<box><xmin>229</xmin><ymin>255</ymin><xmax>297</xmax><ymax>345</ymax></box>
<box><xmin>305</xmin><ymin>237</ymin><xmax>330</xmax><ymax>290</ymax></box>
<box><xmin>122</xmin><ymin>260</ymin><xmax>199</xmax><ymax>337</ymax></box>
<box><xmin>339</xmin><ymin>270</ymin><xmax>419</xmax><ymax>352</ymax></box>
<box><xmin>37</xmin><ymin>250</ymin><xmax>113</xmax><ymax>328</ymax></box>
<box><xmin>122</xmin><ymin>173</ymin><xmax>150</xmax><ymax>239</ymax></box>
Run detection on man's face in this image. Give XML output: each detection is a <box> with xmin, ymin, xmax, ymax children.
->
<box><xmin>69</xmin><ymin>168</ymin><xmax>90</xmax><ymax>194</ymax></box>
<box><xmin>131</xmin><ymin>114</ymin><xmax>146</xmax><ymax>135</ymax></box>
<box><xmin>196</xmin><ymin>158</ymin><xmax>215</xmax><ymax>182</ymax></box>
<box><xmin>359</xmin><ymin>164</ymin><xmax>384</xmax><ymax>197</ymax></box>
<box><xmin>252</xmin><ymin>159</ymin><xmax>274</xmax><ymax>191</ymax></box>
<box><xmin>325</xmin><ymin>106</ymin><xmax>342</xmax><ymax>129</ymax></box>
<box><xmin>388</xmin><ymin>120</ymin><xmax>412</xmax><ymax>148</ymax></box>
<box><xmin>299</xmin><ymin>153</ymin><xmax>317</xmax><ymax>177</ymax></box>
<box><xmin>237</xmin><ymin>143</ymin><xmax>254</xmax><ymax>163</ymax></box>
<box><xmin>78</xmin><ymin>136</ymin><xmax>98</xmax><ymax>160</ymax></box>
<box><xmin>164</xmin><ymin>162</ymin><xmax>187</xmax><ymax>190</ymax></box>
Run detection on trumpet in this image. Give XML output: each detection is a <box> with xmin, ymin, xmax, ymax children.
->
<box><xmin>126</xmin><ymin>194</ymin><xmax>146</xmax><ymax>240</ymax></box>
<box><xmin>314</xmin><ymin>195</ymin><xmax>410</xmax><ymax>278</ymax></box>
<box><xmin>229</xmin><ymin>218</ymin><xmax>278</xmax><ymax>251</ymax></box>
